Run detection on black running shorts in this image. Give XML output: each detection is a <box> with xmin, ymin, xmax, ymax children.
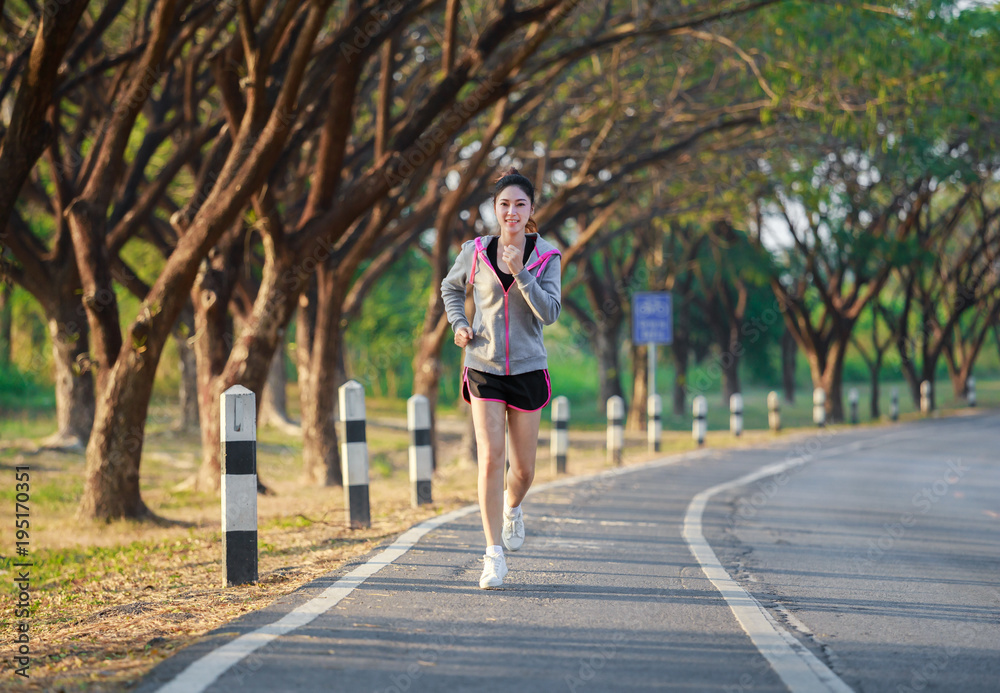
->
<box><xmin>462</xmin><ymin>367</ymin><xmax>551</xmax><ymax>412</ymax></box>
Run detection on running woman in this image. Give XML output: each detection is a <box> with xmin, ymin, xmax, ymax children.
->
<box><xmin>441</xmin><ymin>168</ymin><xmax>562</xmax><ymax>589</ymax></box>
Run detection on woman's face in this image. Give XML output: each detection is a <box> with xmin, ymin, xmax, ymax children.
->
<box><xmin>494</xmin><ymin>185</ymin><xmax>534</xmax><ymax>236</ymax></box>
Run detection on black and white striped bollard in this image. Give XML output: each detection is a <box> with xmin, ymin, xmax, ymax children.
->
<box><xmin>767</xmin><ymin>391</ymin><xmax>781</xmax><ymax>432</ymax></box>
<box><xmin>407</xmin><ymin>394</ymin><xmax>432</xmax><ymax>507</ymax></box>
<box><xmin>920</xmin><ymin>380</ymin><xmax>932</xmax><ymax>415</ymax></box>
<box><xmin>890</xmin><ymin>387</ymin><xmax>899</xmax><ymax>421</ymax></box>
<box><xmin>607</xmin><ymin>395</ymin><xmax>624</xmax><ymax>466</ymax></box>
<box><xmin>730</xmin><ymin>393</ymin><xmax>743</xmax><ymax>437</ymax></box>
<box><xmin>551</xmin><ymin>396</ymin><xmax>569</xmax><ymax>474</ymax></box>
<box><xmin>340</xmin><ymin>380</ymin><xmax>370</xmax><ymax>528</ymax></box>
<box><xmin>813</xmin><ymin>387</ymin><xmax>826</xmax><ymax>427</ymax></box>
<box><xmin>648</xmin><ymin>394</ymin><xmax>662</xmax><ymax>452</ymax></box>
<box><xmin>967</xmin><ymin>377</ymin><xmax>976</xmax><ymax>407</ymax></box>
<box><xmin>849</xmin><ymin>388</ymin><xmax>859</xmax><ymax>424</ymax></box>
<box><xmin>692</xmin><ymin>395</ymin><xmax>707</xmax><ymax>447</ymax></box>
<box><xmin>221</xmin><ymin>385</ymin><xmax>257</xmax><ymax>586</ymax></box>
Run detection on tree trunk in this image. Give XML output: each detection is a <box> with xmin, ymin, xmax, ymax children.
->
<box><xmin>671</xmin><ymin>335</ymin><xmax>688</xmax><ymax>416</ymax></box>
<box><xmin>627</xmin><ymin>343</ymin><xmax>648</xmax><ymax>432</ymax></box>
<box><xmin>896</xmin><ymin>329</ymin><xmax>921</xmax><ymax>407</ymax></box>
<box><xmin>175</xmin><ymin>308</ymin><xmax>199</xmax><ymax>431</ymax></box>
<box><xmin>945</xmin><ymin>355</ymin><xmax>967</xmax><ymax>400</ymax></box>
<box><xmin>869</xmin><ymin>355</ymin><xmax>882</xmax><ymax>420</ymax></box>
<box><xmin>297</xmin><ymin>278</ymin><xmax>318</xmax><ymax>404</ymax></box>
<box><xmin>919</xmin><ymin>355</ymin><xmax>939</xmax><ymax>411</ymax></box>
<box><xmin>817</xmin><ymin>338</ymin><xmax>849</xmax><ymax>423</ymax></box>
<box><xmin>191</xmin><ymin>264</ymin><xmax>232</xmax><ymax>492</ymax></box>
<box><xmin>954</xmin><ymin>367</ymin><xmax>973</xmax><ymax>404</ymax></box>
<box><xmin>720</xmin><ymin>321</ymin><xmax>741</xmax><ymax>405</ymax></box>
<box><xmin>261</xmin><ymin>342</ymin><xmax>300</xmax><ymax>432</ymax></box>
<box><xmin>177</xmin><ymin>337</ymin><xmax>200</xmax><ymax>431</ymax></box>
<box><xmin>77</xmin><ymin>349</ymin><xmax>158</xmax><ymax>520</ymax></box>
<box><xmin>781</xmin><ymin>328</ymin><xmax>797</xmax><ymax>404</ymax></box>
<box><xmin>266</xmin><ymin>346</ymin><xmax>289</xmax><ymax>420</ymax></box>
<box><xmin>595</xmin><ymin>316</ymin><xmax>625</xmax><ymax>410</ymax></box>
<box><xmin>671</xmin><ymin>327</ymin><xmax>689</xmax><ymax>417</ymax></box>
<box><xmin>0</xmin><ymin>282</ymin><xmax>11</xmax><ymax>367</ymax></box>
<box><xmin>301</xmin><ymin>266</ymin><xmax>344</xmax><ymax>486</ymax></box>
<box><xmin>47</xmin><ymin>296</ymin><xmax>95</xmax><ymax>445</ymax></box>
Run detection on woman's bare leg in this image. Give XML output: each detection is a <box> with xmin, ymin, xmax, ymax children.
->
<box><xmin>505</xmin><ymin>407</ymin><xmax>541</xmax><ymax>508</ymax></box>
<box><xmin>471</xmin><ymin>399</ymin><xmax>508</xmax><ymax>547</ymax></box>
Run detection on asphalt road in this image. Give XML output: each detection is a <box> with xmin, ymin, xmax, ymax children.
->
<box><xmin>138</xmin><ymin>412</ymin><xmax>1000</xmax><ymax>693</ymax></box>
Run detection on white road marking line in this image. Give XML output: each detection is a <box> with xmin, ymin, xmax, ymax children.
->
<box><xmin>531</xmin><ymin>538</ymin><xmax>606</xmax><ymax>550</ymax></box>
<box><xmin>155</xmin><ymin>448</ymin><xmax>711</xmax><ymax>693</ymax></box>
<box><xmin>536</xmin><ymin>515</ymin><xmax>659</xmax><ymax>527</ymax></box>
<box><xmin>682</xmin><ymin>441</ymin><xmax>870</xmax><ymax>693</ymax></box>
<box><xmin>153</xmin><ymin>503</ymin><xmax>479</xmax><ymax>693</ymax></box>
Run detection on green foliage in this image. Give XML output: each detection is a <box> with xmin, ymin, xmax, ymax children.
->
<box><xmin>0</xmin><ymin>362</ymin><xmax>54</xmax><ymax>412</ymax></box>
<box><xmin>344</xmin><ymin>248</ymin><xmax>463</xmax><ymax>400</ymax></box>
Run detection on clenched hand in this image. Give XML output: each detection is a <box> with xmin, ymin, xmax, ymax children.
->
<box><xmin>455</xmin><ymin>326</ymin><xmax>474</xmax><ymax>347</ymax></box>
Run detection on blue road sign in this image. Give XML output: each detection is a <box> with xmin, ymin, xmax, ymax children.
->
<box><xmin>632</xmin><ymin>292</ymin><xmax>673</xmax><ymax>344</ymax></box>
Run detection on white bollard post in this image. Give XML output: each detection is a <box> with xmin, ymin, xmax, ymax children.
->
<box><xmin>407</xmin><ymin>395</ymin><xmax>433</xmax><ymax>507</ymax></box>
<box><xmin>692</xmin><ymin>395</ymin><xmax>707</xmax><ymax>447</ymax></box>
<box><xmin>730</xmin><ymin>393</ymin><xmax>743</xmax><ymax>437</ymax></box>
<box><xmin>551</xmin><ymin>396</ymin><xmax>570</xmax><ymax>474</ymax></box>
<box><xmin>849</xmin><ymin>388</ymin><xmax>859</xmax><ymax>424</ymax></box>
<box><xmin>768</xmin><ymin>391</ymin><xmax>781</xmax><ymax>432</ymax></box>
<box><xmin>607</xmin><ymin>396</ymin><xmax>624</xmax><ymax>466</ymax></box>
<box><xmin>648</xmin><ymin>394</ymin><xmax>662</xmax><ymax>452</ymax></box>
<box><xmin>890</xmin><ymin>387</ymin><xmax>899</xmax><ymax>421</ymax></box>
<box><xmin>221</xmin><ymin>385</ymin><xmax>257</xmax><ymax>586</ymax></box>
<box><xmin>813</xmin><ymin>387</ymin><xmax>826</xmax><ymax>427</ymax></box>
<box><xmin>966</xmin><ymin>377</ymin><xmax>976</xmax><ymax>407</ymax></box>
<box><xmin>340</xmin><ymin>380</ymin><xmax>370</xmax><ymax>528</ymax></box>
<box><xmin>920</xmin><ymin>380</ymin><xmax>933</xmax><ymax>415</ymax></box>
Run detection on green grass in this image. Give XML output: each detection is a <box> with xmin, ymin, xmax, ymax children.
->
<box><xmin>0</xmin><ymin>410</ymin><xmax>60</xmax><ymax>440</ymax></box>
<box><xmin>370</xmin><ymin>452</ymin><xmax>395</xmax><ymax>478</ymax></box>
<box><xmin>25</xmin><ymin>479</ymin><xmax>84</xmax><ymax>509</ymax></box>
<box><xmin>3</xmin><ymin>540</ymin><xmax>153</xmax><ymax>599</ymax></box>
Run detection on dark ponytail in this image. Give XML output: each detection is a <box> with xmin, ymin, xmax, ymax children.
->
<box><xmin>493</xmin><ymin>167</ymin><xmax>538</xmax><ymax>233</ymax></box>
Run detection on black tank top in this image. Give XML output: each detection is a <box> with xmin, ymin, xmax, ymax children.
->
<box><xmin>487</xmin><ymin>236</ymin><xmax>536</xmax><ymax>291</ymax></box>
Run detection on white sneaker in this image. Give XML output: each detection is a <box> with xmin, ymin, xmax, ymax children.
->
<box><xmin>502</xmin><ymin>507</ymin><xmax>525</xmax><ymax>551</ymax></box>
<box><xmin>479</xmin><ymin>553</ymin><xmax>508</xmax><ymax>589</ymax></box>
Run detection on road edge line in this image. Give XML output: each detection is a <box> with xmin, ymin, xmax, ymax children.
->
<box><xmin>682</xmin><ymin>442</ymin><xmax>864</xmax><ymax>693</ymax></box>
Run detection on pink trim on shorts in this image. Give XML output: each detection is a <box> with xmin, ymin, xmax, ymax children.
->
<box><xmin>506</xmin><ymin>370</ymin><xmax>552</xmax><ymax>412</ymax></box>
<box><xmin>462</xmin><ymin>367</ymin><xmax>508</xmax><ymax>406</ymax></box>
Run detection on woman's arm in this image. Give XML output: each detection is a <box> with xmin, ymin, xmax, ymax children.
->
<box><xmin>440</xmin><ymin>241</ymin><xmax>474</xmax><ymax>332</ymax></box>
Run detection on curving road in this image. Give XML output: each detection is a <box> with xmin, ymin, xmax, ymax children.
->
<box><xmin>138</xmin><ymin>412</ymin><xmax>1000</xmax><ymax>693</ymax></box>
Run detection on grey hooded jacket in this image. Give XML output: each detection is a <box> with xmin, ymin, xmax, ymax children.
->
<box><xmin>440</xmin><ymin>234</ymin><xmax>562</xmax><ymax>376</ymax></box>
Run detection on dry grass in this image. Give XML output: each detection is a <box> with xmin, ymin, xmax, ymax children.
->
<box><xmin>0</xmin><ymin>397</ymin><xmax>978</xmax><ymax>691</ymax></box>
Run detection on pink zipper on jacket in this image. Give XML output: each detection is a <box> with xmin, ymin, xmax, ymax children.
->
<box><xmin>471</xmin><ymin>236</ymin><xmax>548</xmax><ymax>375</ymax></box>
